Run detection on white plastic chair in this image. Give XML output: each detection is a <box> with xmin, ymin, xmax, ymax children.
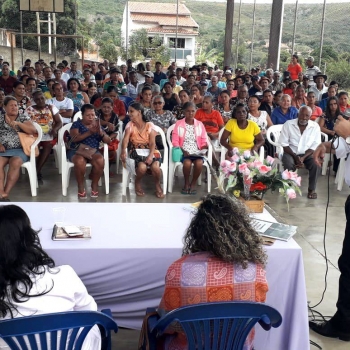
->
<box><xmin>115</xmin><ymin>121</ymin><xmax>124</xmax><ymax>174</ymax></box>
<box><xmin>121</xmin><ymin>125</ymin><xmax>168</xmax><ymax>196</ymax></box>
<box><xmin>73</xmin><ymin>111</ymin><xmax>82</xmax><ymax>122</ymax></box>
<box><xmin>335</xmin><ymin>157</ymin><xmax>346</xmax><ymax>191</ymax></box>
<box><xmin>59</xmin><ymin>123</ymin><xmax>109</xmax><ymax>196</ymax></box>
<box><xmin>167</xmin><ymin>124</ymin><xmax>213</xmax><ymax>193</ymax></box>
<box><xmin>12</xmin><ymin>123</ymin><xmax>43</xmax><ymax>196</ymax></box>
<box><xmin>320</xmin><ymin>131</ymin><xmax>331</xmax><ymax>176</ymax></box>
<box><xmin>52</xmin><ymin>116</ymin><xmax>64</xmax><ymax>174</ymax></box>
<box><xmin>266</xmin><ymin>125</ymin><xmax>284</xmax><ymax>168</ymax></box>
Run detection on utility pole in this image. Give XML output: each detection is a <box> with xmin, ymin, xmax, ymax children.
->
<box><xmin>223</xmin><ymin>0</ymin><xmax>234</xmax><ymax>68</ymax></box>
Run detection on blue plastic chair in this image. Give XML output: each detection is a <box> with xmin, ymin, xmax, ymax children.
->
<box><xmin>118</xmin><ymin>95</ymin><xmax>134</xmax><ymax>110</ymax></box>
<box><xmin>0</xmin><ymin>309</ymin><xmax>118</xmax><ymax>350</ymax></box>
<box><xmin>148</xmin><ymin>302</ymin><xmax>282</xmax><ymax>350</ymax></box>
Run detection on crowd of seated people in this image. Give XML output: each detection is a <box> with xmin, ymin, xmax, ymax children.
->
<box><xmin>0</xmin><ymin>54</ymin><xmax>347</xmax><ymax>200</ymax></box>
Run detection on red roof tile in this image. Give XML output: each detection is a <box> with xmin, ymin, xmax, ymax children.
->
<box><xmin>129</xmin><ymin>2</ymin><xmax>191</xmax><ymax>15</ymax></box>
<box><xmin>130</xmin><ymin>13</ymin><xmax>198</xmax><ymax>28</ymax></box>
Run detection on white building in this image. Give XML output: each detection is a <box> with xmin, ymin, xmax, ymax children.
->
<box><xmin>121</xmin><ymin>2</ymin><xmax>199</xmax><ymax>66</ymax></box>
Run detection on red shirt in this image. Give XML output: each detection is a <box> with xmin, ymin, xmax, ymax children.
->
<box><xmin>287</xmin><ymin>63</ymin><xmax>303</xmax><ymax>80</ymax></box>
<box><xmin>195</xmin><ymin>108</ymin><xmax>224</xmax><ymax>134</ymax></box>
<box><xmin>0</xmin><ymin>76</ymin><xmax>17</xmax><ymax>95</ymax></box>
<box><xmin>94</xmin><ymin>98</ymin><xmax>126</xmax><ymax>117</ymax></box>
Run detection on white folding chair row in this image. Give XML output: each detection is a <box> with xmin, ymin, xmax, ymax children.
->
<box><xmin>266</xmin><ymin>124</ymin><xmax>284</xmax><ymax>169</ymax></box>
<box><xmin>122</xmin><ymin>125</ymin><xmax>168</xmax><ymax>196</ymax></box>
<box><xmin>73</xmin><ymin>111</ymin><xmax>82</xmax><ymax>122</ymax></box>
<box><xmin>52</xmin><ymin>116</ymin><xmax>64</xmax><ymax>174</ymax></box>
<box><xmin>320</xmin><ymin>131</ymin><xmax>331</xmax><ymax>176</ymax></box>
<box><xmin>59</xmin><ymin>123</ymin><xmax>109</xmax><ymax>196</ymax></box>
<box><xmin>167</xmin><ymin>124</ymin><xmax>213</xmax><ymax>193</ymax></box>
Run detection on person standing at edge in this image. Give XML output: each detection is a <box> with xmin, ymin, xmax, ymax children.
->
<box><xmin>310</xmin><ymin>116</ymin><xmax>350</xmax><ymax>341</ymax></box>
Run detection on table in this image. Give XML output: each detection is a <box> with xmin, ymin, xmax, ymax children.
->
<box><xmin>12</xmin><ymin>202</ymin><xmax>309</xmax><ymax>350</ymax></box>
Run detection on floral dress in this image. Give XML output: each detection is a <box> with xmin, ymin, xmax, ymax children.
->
<box><xmin>66</xmin><ymin>91</ymin><xmax>84</xmax><ymax>111</ymax></box>
<box><xmin>182</xmin><ymin>124</ymin><xmax>198</xmax><ymax>155</ymax></box>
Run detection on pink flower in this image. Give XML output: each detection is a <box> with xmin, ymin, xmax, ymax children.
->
<box><xmin>266</xmin><ymin>156</ymin><xmax>275</xmax><ymax>166</ymax></box>
<box><xmin>238</xmin><ymin>163</ymin><xmax>248</xmax><ymax>173</ymax></box>
<box><xmin>282</xmin><ymin>169</ymin><xmax>292</xmax><ymax>180</ymax></box>
<box><xmin>289</xmin><ymin>171</ymin><xmax>298</xmax><ymax>180</ymax></box>
<box><xmin>258</xmin><ymin>165</ymin><xmax>271</xmax><ymax>174</ymax></box>
<box><xmin>286</xmin><ymin>188</ymin><xmax>296</xmax><ymax>199</ymax></box>
<box><xmin>229</xmin><ymin>162</ymin><xmax>237</xmax><ymax>172</ymax></box>
<box><xmin>243</xmin><ymin>150</ymin><xmax>251</xmax><ymax>159</ymax></box>
<box><xmin>232</xmin><ymin>147</ymin><xmax>239</xmax><ymax>155</ymax></box>
<box><xmin>252</xmin><ymin>160</ymin><xmax>263</xmax><ymax>169</ymax></box>
<box><xmin>293</xmin><ymin>176</ymin><xmax>302</xmax><ymax>186</ymax></box>
<box><xmin>220</xmin><ymin>160</ymin><xmax>231</xmax><ymax>168</ymax></box>
<box><xmin>231</xmin><ymin>154</ymin><xmax>240</xmax><ymax>163</ymax></box>
<box><xmin>243</xmin><ymin>168</ymin><xmax>251</xmax><ymax>176</ymax></box>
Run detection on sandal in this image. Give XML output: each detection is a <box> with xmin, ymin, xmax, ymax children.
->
<box><xmin>0</xmin><ymin>194</ymin><xmax>10</xmax><ymax>202</ymax></box>
<box><xmin>181</xmin><ymin>188</ymin><xmax>189</xmax><ymax>195</ymax></box>
<box><xmin>307</xmin><ymin>191</ymin><xmax>317</xmax><ymax>199</ymax></box>
<box><xmin>135</xmin><ymin>189</ymin><xmax>145</xmax><ymax>197</ymax></box>
<box><xmin>91</xmin><ymin>190</ymin><xmax>99</xmax><ymax>199</ymax></box>
<box><xmin>78</xmin><ymin>190</ymin><xmax>87</xmax><ymax>200</ymax></box>
<box><xmin>155</xmin><ymin>191</ymin><xmax>165</xmax><ymax>199</ymax></box>
<box><xmin>189</xmin><ymin>189</ymin><xmax>197</xmax><ymax>195</ymax></box>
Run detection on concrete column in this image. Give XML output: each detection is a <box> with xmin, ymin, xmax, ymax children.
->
<box><xmin>267</xmin><ymin>0</ymin><xmax>284</xmax><ymax>71</ymax></box>
<box><xmin>224</xmin><ymin>0</ymin><xmax>234</xmax><ymax>68</ymax></box>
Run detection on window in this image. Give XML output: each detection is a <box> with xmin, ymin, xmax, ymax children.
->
<box><xmin>169</xmin><ymin>38</ymin><xmax>185</xmax><ymax>49</ymax></box>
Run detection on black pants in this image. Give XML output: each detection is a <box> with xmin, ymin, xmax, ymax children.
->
<box><xmin>282</xmin><ymin>153</ymin><xmax>320</xmax><ymax>191</ymax></box>
<box><xmin>330</xmin><ymin>195</ymin><xmax>350</xmax><ymax>332</ymax></box>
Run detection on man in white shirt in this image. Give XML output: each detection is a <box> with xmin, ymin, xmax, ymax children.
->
<box><xmin>304</xmin><ymin>56</ymin><xmax>321</xmax><ymax>86</ymax></box>
<box><xmin>279</xmin><ymin>105</ymin><xmax>321</xmax><ymax>199</ymax></box>
<box><xmin>46</xmin><ymin>82</ymin><xmax>74</xmax><ymax>124</ymax></box>
<box><xmin>310</xmin><ymin>115</ymin><xmax>350</xmax><ymax>341</ymax></box>
<box><xmin>309</xmin><ymin>72</ymin><xmax>328</xmax><ymax>102</ymax></box>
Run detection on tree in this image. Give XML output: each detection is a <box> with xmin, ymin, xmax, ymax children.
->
<box><xmin>327</xmin><ymin>59</ymin><xmax>350</xmax><ymax>90</ymax></box>
<box><xmin>99</xmin><ymin>41</ymin><xmax>119</xmax><ymax>62</ymax></box>
<box><xmin>0</xmin><ymin>0</ymin><xmax>77</xmax><ymax>56</ymax></box>
<box><xmin>121</xmin><ymin>29</ymin><xmax>170</xmax><ymax>64</ymax></box>
<box><xmin>311</xmin><ymin>45</ymin><xmax>339</xmax><ymax>65</ymax></box>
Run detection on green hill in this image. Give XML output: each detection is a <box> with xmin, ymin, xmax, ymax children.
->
<box><xmin>77</xmin><ymin>0</ymin><xmax>350</xmax><ymax>67</ymax></box>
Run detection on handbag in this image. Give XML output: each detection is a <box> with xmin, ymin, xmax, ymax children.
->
<box><xmin>172</xmin><ymin>147</ymin><xmax>183</xmax><ymax>162</ymax></box>
<box><xmin>75</xmin><ymin>143</ymin><xmax>96</xmax><ymax>160</ymax></box>
<box><xmin>17</xmin><ymin>132</ymin><xmax>39</xmax><ymax>157</ymax></box>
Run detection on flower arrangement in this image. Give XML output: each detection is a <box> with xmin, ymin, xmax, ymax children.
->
<box><xmin>217</xmin><ymin>148</ymin><xmax>302</xmax><ymax>207</ymax></box>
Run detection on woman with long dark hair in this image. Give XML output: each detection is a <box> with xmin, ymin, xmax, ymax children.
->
<box><xmin>0</xmin><ymin>205</ymin><xmax>101</xmax><ymax>349</ymax></box>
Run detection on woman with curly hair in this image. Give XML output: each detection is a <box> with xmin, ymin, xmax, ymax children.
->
<box><xmin>155</xmin><ymin>194</ymin><xmax>268</xmax><ymax>350</ymax></box>
<box><xmin>0</xmin><ymin>205</ymin><xmax>101</xmax><ymax>349</ymax></box>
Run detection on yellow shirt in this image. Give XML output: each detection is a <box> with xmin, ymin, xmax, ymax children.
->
<box><xmin>172</xmin><ymin>85</ymin><xmax>183</xmax><ymax>95</ymax></box>
<box><xmin>225</xmin><ymin>119</ymin><xmax>260</xmax><ymax>150</ymax></box>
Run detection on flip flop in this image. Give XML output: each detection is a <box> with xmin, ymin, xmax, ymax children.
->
<box><xmin>181</xmin><ymin>188</ymin><xmax>189</xmax><ymax>195</ymax></box>
<box><xmin>0</xmin><ymin>194</ymin><xmax>10</xmax><ymax>202</ymax></box>
<box><xmin>307</xmin><ymin>192</ymin><xmax>317</xmax><ymax>199</ymax></box>
<box><xmin>155</xmin><ymin>191</ymin><xmax>165</xmax><ymax>199</ymax></box>
<box><xmin>91</xmin><ymin>190</ymin><xmax>99</xmax><ymax>199</ymax></box>
<box><xmin>135</xmin><ymin>189</ymin><xmax>145</xmax><ymax>197</ymax></box>
<box><xmin>189</xmin><ymin>189</ymin><xmax>197</xmax><ymax>195</ymax></box>
<box><xmin>78</xmin><ymin>190</ymin><xmax>87</xmax><ymax>200</ymax></box>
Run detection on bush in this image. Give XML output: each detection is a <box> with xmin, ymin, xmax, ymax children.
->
<box><xmin>326</xmin><ymin>59</ymin><xmax>350</xmax><ymax>90</ymax></box>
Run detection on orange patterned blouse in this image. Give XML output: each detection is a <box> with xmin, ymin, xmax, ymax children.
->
<box><xmin>158</xmin><ymin>251</ymin><xmax>268</xmax><ymax>350</ymax></box>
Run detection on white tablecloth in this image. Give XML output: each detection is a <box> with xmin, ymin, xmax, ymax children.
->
<box><xmin>11</xmin><ymin>202</ymin><xmax>309</xmax><ymax>350</ymax></box>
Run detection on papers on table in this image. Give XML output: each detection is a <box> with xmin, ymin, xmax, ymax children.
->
<box><xmin>251</xmin><ymin>218</ymin><xmax>297</xmax><ymax>241</ymax></box>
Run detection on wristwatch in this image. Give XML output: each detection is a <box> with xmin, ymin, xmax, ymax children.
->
<box><xmin>346</xmin><ymin>136</ymin><xmax>350</xmax><ymax>145</ymax></box>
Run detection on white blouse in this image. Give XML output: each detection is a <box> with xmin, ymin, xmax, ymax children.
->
<box><xmin>0</xmin><ymin>265</ymin><xmax>100</xmax><ymax>350</ymax></box>
<box><xmin>248</xmin><ymin>110</ymin><xmax>269</xmax><ymax>131</ymax></box>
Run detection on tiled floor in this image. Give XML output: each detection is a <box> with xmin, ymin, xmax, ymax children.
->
<box><xmin>7</xmin><ymin>158</ymin><xmax>350</xmax><ymax>349</ymax></box>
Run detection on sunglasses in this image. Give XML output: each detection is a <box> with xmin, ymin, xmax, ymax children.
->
<box><xmin>153</xmin><ymin>101</ymin><xmax>162</xmax><ymax>105</ymax></box>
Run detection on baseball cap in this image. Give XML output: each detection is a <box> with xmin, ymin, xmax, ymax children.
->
<box><xmin>307</xmin><ymin>56</ymin><xmax>314</xmax><ymax>62</ymax></box>
<box><xmin>224</xmin><ymin>70</ymin><xmax>232</xmax><ymax>75</ymax></box>
<box><xmin>252</xmin><ymin>76</ymin><xmax>259</xmax><ymax>81</ymax></box>
<box><xmin>110</xmin><ymin>68</ymin><xmax>121</xmax><ymax>74</ymax></box>
<box><xmin>144</xmin><ymin>71</ymin><xmax>154</xmax><ymax>78</ymax></box>
<box><xmin>0</xmin><ymin>56</ymin><xmax>3</xmax><ymax>60</ymax></box>
<box><xmin>200</xmin><ymin>80</ymin><xmax>208</xmax><ymax>86</ymax></box>
<box><xmin>260</xmin><ymin>76</ymin><xmax>270</xmax><ymax>82</ymax></box>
